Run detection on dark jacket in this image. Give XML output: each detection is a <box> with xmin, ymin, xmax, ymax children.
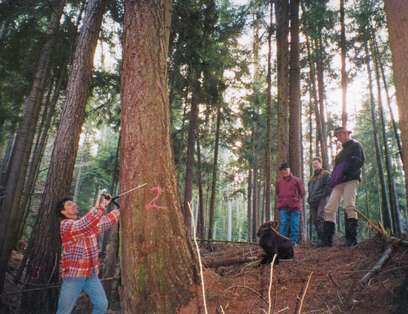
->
<box><xmin>276</xmin><ymin>174</ymin><xmax>305</xmax><ymax>211</ymax></box>
<box><xmin>331</xmin><ymin>139</ymin><xmax>365</xmax><ymax>187</ymax></box>
<box><xmin>307</xmin><ymin>169</ymin><xmax>331</xmax><ymax>208</ymax></box>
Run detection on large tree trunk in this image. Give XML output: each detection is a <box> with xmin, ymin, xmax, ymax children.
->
<box><xmin>365</xmin><ymin>42</ymin><xmax>393</xmax><ymax>232</ymax></box>
<box><xmin>0</xmin><ymin>0</ymin><xmax>66</xmax><ymax>294</ymax></box>
<box><xmin>208</xmin><ymin>105</ymin><xmax>221</xmax><ymax>240</ymax></box>
<box><xmin>275</xmin><ymin>0</ymin><xmax>290</xmax><ymax>165</ymax></box>
<box><xmin>384</xmin><ymin>1</ymin><xmax>408</xmax><ymax>202</ymax></box>
<box><xmin>371</xmin><ymin>40</ymin><xmax>401</xmax><ymax>235</ymax></box>
<box><xmin>183</xmin><ymin>77</ymin><xmax>200</xmax><ymax>232</ymax></box>
<box><xmin>120</xmin><ymin>1</ymin><xmax>199</xmax><ymax>312</ymax></box>
<box><xmin>264</xmin><ymin>0</ymin><xmax>273</xmax><ymax>222</ymax></box>
<box><xmin>18</xmin><ymin>1</ymin><xmax>109</xmax><ymax>312</ymax></box>
<box><xmin>340</xmin><ymin>0</ymin><xmax>348</xmax><ymax>127</ymax></box>
<box><xmin>288</xmin><ymin>0</ymin><xmax>301</xmax><ymax>177</ymax></box>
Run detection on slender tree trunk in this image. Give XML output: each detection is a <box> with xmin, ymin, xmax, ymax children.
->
<box><xmin>288</xmin><ymin>0</ymin><xmax>301</xmax><ymax>177</ymax></box>
<box><xmin>264</xmin><ymin>0</ymin><xmax>273</xmax><ymax>222</ymax></box>
<box><xmin>183</xmin><ymin>77</ymin><xmax>200</xmax><ymax>231</ymax></box>
<box><xmin>365</xmin><ymin>42</ymin><xmax>393</xmax><ymax>232</ymax></box>
<box><xmin>247</xmin><ymin>167</ymin><xmax>252</xmax><ymax>241</ymax></box>
<box><xmin>315</xmin><ymin>37</ymin><xmax>329</xmax><ymax>168</ymax></box>
<box><xmin>340</xmin><ymin>0</ymin><xmax>348</xmax><ymax>127</ymax></box>
<box><xmin>305</xmin><ymin>33</ymin><xmax>328</xmax><ymax>169</ymax></box>
<box><xmin>252</xmin><ymin>167</ymin><xmax>258</xmax><ymax>240</ymax></box>
<box><xmin>196</xmin><ymin>130</ymin><xmax>205</xmax><ymax>239</ymax></box>
<box><xmin>208</xmin><ymin>105</ymin><xmax>221</xmax><ymax>240</ymax></box>
<box><xmin>0</xmin><ymin>0</ymin><xmax>66</xmax><ymax>294</ymax></box>
<box><xmin>372</xmin><ymin>40</ymin><xmax>401</xmax><ymax>235</ymax></box>
<box><xmin>19</xmin><ymin>1</ymin><xmax>109</xmax><ymax>312</ymax></box>
<box><xmin>18</xmin><ymin>72</ymin><xmax>63</xmax><ymax>241</ymax></box>
<box><xmin>275</xmin><ymin>0</ymin><xmax>290</xmax><ymax>165</ymax></box>
<box><xmin>384</xmin><ymin>1</ymin><xmax>408</xmax><ymax>202</ymax></box>
<box><xmin>120</xmin><ymin>1</ymin><xmax>199</xmax><ymax>312</ymax></box>
<box><xmin>371</xmin><ymin>30</ymin><xmax>403</xmax><ymax>163</ymax></box>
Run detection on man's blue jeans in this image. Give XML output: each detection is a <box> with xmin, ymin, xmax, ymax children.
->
<box><xmin>279</xmin><ymin>208</ymin><xmax>300</xmax><ymax>244</ymax></box>
<box><xmin>56</xmin><ymin>273</ymin><xmax>108</xmax><ymax>314</ymax></box>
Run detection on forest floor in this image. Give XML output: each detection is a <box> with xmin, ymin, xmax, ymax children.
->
<box><xmin>200</xmin><ymin>237</ymin><xmax>408</xmax><ymax>314</ymax></box>
<box><xmin>2</xmin><ymin>237</ymin><xmax>408</xmax><ymax>313</ymax></box>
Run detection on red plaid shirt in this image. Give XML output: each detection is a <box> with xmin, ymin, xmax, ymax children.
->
<box><xmin>60</xmin><ymin>207</ymin><xmax>120</xmax><ymax>278</ymax></box>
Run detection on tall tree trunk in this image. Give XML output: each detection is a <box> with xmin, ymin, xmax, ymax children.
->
<box><xmin>0</xmin><ymin>0</ymin><xmax>66</xmax><ymax>294</ymax></box>
<box><xmin>371</xmin><ymin>30</ymin><xmax>404</xmax><ymax>163</ymax></box>
<box><xmin>19</xmin><ymin>1</ymin><xmax>109</xmax><ymax>312</ymax></box>
<box><xmin>208</xmin><ymin>105</ymin><xmax>221</xmax><ymax>240</ymax></box>
<box><xmin>384</xmin><ymin>1</ymin><xmax>408</xmax><ymax>201</ymax></box>
<box><xmin>18</xmin><ymin>72</ymin><xmax>63</xmax><ymax>241</ymax></box>
<box><xmin>305</xmin><ymin>33</ymin><xmax>328</xmax><ymax>170</ymax></box>
<box><xmin>288</xmin><ymin>0</ymin><xmax>301</xmax><ymax>177</ymax></box>
<box><xmin>340</xmin><ymin>0</ymin><xmax>348</xmax><ymax>127</ymax></box>
<box><xmin>252</xmin><ymin>166</ymin><xmax>258</xmax><ymax>240</ymax></box>
<box><xmin>365</xmin><ymin>42</ymin><xmax>393</xmax><ymax>232</ymax></box>
<box><xmin>120</xmin><ymin>1</ymin><xmax>199</xmax><ymax>312</ymax></box>
<box><xmin>196</xmin><ymin>130</ymin><xmax>205</xmax><ymax>239</ymax></box>
<box><xmin>264</xmin><ymin>0</ymin><xmax>273</xmax><ymax>222</ymax></box>
<box><xmin>275</xmin><ymin>0</ymin><xmax>290</xmax><ymax>165</ymax></box>
<box><xmin>371</xmin><ymin>40</ymin><xmax>401</xmax><ymax>235</ymax></box>
<box><xmin>315</xmin><ymin>37</ymin><xmax>329</xmax><ymax>168</ymax></box>
<box><xmin>247</xmin><ymin>167</ymin><xmax>253</xmax><ymax>241</ymax></box>
<box><xmin>183</xmin><ymin>77</ymin><xmax>200</xmax><ymax>232</ymax></box>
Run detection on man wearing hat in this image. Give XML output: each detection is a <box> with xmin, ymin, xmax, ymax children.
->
<box><xmin>322</xmin><ymin>126</ymin><xmax>365</xmax><ymax>247</ymax></box>
<box><xmin>275</xmin><ymin>162</ymin><xmax>305</xmax><ymax>245</ymax></box>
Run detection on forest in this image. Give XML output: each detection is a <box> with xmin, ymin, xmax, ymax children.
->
<box><xmin>0</xmin><ymin>0</ymin><xmax>408</xmax><ymax>313</ymax></box>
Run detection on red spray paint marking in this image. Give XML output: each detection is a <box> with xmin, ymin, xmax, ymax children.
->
<box><xmin>145</xmin><ymin>186</ymin><xmax>166</xmax><ymax>209</ymax></box>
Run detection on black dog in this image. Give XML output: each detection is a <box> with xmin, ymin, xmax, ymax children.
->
<box><xmin>257</xmin><ymin>221</ymin><xmax>294</xmax><ymax>264</ymax></box>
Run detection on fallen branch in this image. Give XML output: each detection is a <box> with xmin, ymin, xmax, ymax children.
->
<box><xmin>203</xmin><ymin>253</ymin><xmax>260</xmax><ymax>268</ymax></box>
<box><xmin>295</xmin><ymin>272</ymin><xmax>313</xmax><ymax>314</ymax></box>
<box><xmin>359</xmin><ymin>246</ymin><xmax>393</xmax><ymax>286</ymax></box>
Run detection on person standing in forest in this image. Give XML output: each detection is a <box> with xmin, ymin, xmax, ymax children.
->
<box><xmin>275</xmin><ymin>162</ymin><xmax>305</xmax><ymax>246</ymax></box>
<box><xmin>307</xmin><ymin>157</ymin><xmax>331</xmax><ymax>245</ymax></box>
<box><xmin>322</xmin><ymin>127</ymin><xmax>365</xmax><ymax>247</ymax></box>
<box><xmin>56</xmin><ymin>194</ymin><xmax>120</xmax><ymax>314</ymax></box>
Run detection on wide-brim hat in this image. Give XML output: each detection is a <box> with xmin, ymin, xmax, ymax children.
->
<box><xmin>333</xmin><ymin>126</ymin><xmax>352</xmax><ymax>135</ymax></box>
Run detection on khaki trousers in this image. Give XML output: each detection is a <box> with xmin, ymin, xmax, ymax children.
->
<box><xmin>324</xmin><ymin>180</ymin><xmax>359</xmax><ymax>223</ymax></box>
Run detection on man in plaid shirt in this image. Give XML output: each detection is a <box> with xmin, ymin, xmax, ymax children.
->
<box><xmin>56</xmin><ymin>195</ymin><xmax>120</xmax><ymax>314</ymax></box>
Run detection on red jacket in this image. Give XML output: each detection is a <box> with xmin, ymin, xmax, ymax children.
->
<box><xmin>276</xmin><ymin>174</ymin><xmax>305</xmax><ymax>211</ymax></box>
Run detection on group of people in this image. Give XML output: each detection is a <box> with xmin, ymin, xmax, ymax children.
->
<box><xmin>275</xmin><ymin>126</ymin><xmax>365</xmax><ymax>247</ymax></box>
<box><xmin>54</xmin><ymin>126</ymin><xmax>364</xmax><ymax>313</ymax></box>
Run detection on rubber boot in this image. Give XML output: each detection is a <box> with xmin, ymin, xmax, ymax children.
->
<box><xmin>320</xmin><ymin>221</ymin><xmax>335</xmax><ymax>247</ymax></box>
<box><xmin>345</xmin><ymin>218</ymin><xmax>358</xmax><ymax>247</ymax></box>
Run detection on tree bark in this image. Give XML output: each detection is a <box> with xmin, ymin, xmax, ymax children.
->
<box><xmin>288</xmin><ymin>0</ymin><xmax>301</xmax><ymax>177</ymax></box>
<box><xmin>120</xmin><ymin>1</ymin><xmax>199</xmax><ymax>312</ymax></box>
<box><xmin>19</xmin><ymin>1</ymin><xmax>109</xmax><ymax>312</ymax></box>
<box><xmin>383</xmin><ymin>1</ymin><xmax>408</xmax><ymax>201</ymax></box>
<box><xmin>208</xmin><ymin>105</ymin><xmax>221</xmax><ymax>240</ymax></box>
<box><xmin>0</xmin><ymin>0</ymin><xmax>66</xmax><ymax>294</ymax></box>
<box><xmin>275</xmin><ymin>0</ymin><xmax>290</xmax><ymax>165</ymax></box>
